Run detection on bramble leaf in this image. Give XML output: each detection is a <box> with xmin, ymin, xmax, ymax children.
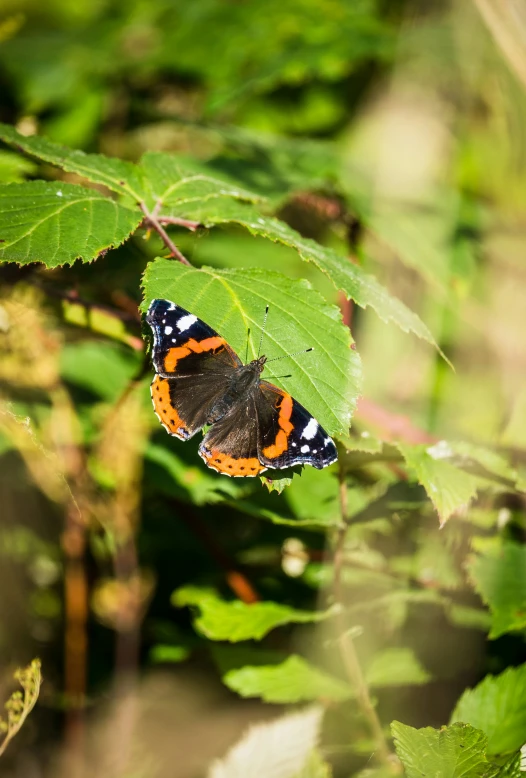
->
<box><xmin>224</xmin><ymin>655</ymin><xmax>353</xmax><ymax>703</ymax></box>
<box><xmin>139</xmin><ymin>151</ymin><xmax>264</xmax><ymax>209</ymax></box>
<box><xmin>391</xmin><ymin>721</ymin><xmax>511</xmax><ymax>778</ymax></box>
<box><xmin>0</xmin><ymin>181</ymin><xmax>141</xmax><ymax>268</ymax></box>
<box><xmin>159</xmin><ymin>197</ymin><xmax>440</xmax><ymax>350</ymax></box>
<box><xmin>467</xmin><ymin>543</ymin><xmax>526</xmax><ymax>639</ymax></box>
<box><xmin>141</xmin><ymin>260</ymin><xmax>361</xmax><ymax>436</ymax></box>
<box><xmin>397</xmin><ymin>443</ymin><xmax>482</xmax><ymax>524</ymax></box>
<box><xmin>451</xmin><ymin>663</ymin><xmax>526</xmax><ymax>755</ymax></box>
<box><xmin>365</xmin><ymin>648</ymin><xmax>431</xmax><ymax>688</ymax></box>
<box><xmin>172</xmin><ymin>587</ymin><xmax>336</xmax><ymax>642</ymax></box>
<box><xmin>0</xmin><ymin>122</ymin><xmax>146</xmax><ymax>199</ymax></box>
<box><xmin>208</xmin><ymin>706</ymin><xmax>323</xmax><ymax>778</ymax></box>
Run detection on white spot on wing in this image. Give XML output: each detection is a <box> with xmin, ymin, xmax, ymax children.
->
<box><xmin>301</xmin><ymin>418</ymin><xmax>318</xmax><ymax>440</ymax></box>
<box><xmin>177</xmin><ymin>314</ymin><xmax>198</xmax><ymax>332</ymax></box>
<box><xmin>291</xmin><ymin>442</ymin><xmax>297</xmax><ymax>447</ymax></box>
<box><xmin>301</xmin><ymin>445</ymin><xmax>310</xmax><ymax>453</ymax></box>
<box><xmin>164</xmin><ymin>326</ymin><xmax>173</xmax><ymax>335</ymax></box>
<box><xmin>324</xmin><ymin>437</ymin><xmax>331</xmax><ymax>447</ymax></box>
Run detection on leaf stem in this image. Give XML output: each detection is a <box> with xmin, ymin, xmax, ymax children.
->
<box><xmin>333</xmin><ymin>461</ymin><xmax>397</xmax><ymax>770</ymax></box>
<box><xmin>139</xmin><ymin>202</ymin><xmax>191</xmax><ymax>265</ymax></box>
<box><xmin>157</xmin><ymin>215</ymin><xmax>201</xmax><ymax>231</ymax></box>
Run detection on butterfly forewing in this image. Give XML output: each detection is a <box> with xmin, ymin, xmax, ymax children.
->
<box><xmin>146</xmin><ymin>299</ymin><xmax>241</xmax><ymax>377</ymax></box>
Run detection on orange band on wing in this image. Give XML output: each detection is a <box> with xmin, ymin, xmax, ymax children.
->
<box><xmin>164</xmin><ymin>337</ymin><xmax>226</xmax><ymax>373</ymax></box>
<box><xmin>151</xmin><ymin>375</ymin><xmax>189</xmax><ymax>439</ymax></box>
<box><xmin>262</xmin><ymin>392</ymin><xmax>294</xmax><ymax>459</ymax></box>
<box><xmin>200</xmin><ymin>448</ymin><xmax>266</xmax><ymax>477</ymax></box>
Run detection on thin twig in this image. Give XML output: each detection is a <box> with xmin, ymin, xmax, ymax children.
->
<box><xmin>333</xmin><ymin>461</ymin><xmax>397</xmax><ymax>771</ymax></box>
<box><xmin>157</xmin><ymin>216</ymin><xmax>201</xmax><ymax>231</ymax></box>
<box><xmin>139</xmin><ymin>202</ymin><xmax>191</xmax><ymax>265</ymax></box>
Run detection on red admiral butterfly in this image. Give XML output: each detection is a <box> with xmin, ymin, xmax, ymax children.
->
<box><xmin>146</xmin><ymin>299</ymin><xmax>337</xmax><ymax>477</ymax></box>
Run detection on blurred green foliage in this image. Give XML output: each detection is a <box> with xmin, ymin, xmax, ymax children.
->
<box><xmin>0</xmin><ymin>0</ymin><xmax>525</xmax><ymax>776</ymax></box>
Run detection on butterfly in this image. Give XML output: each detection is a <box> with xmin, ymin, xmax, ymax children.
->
<box><xmin>146</xmin><ymin>299</ymin><xmax>337</xmax><ymax>477</ymax></box>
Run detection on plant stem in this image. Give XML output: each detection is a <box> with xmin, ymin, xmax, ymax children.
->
<box><xmin>333</xmin><ymin>462</ymin><xmax>396</xmax><ymax>770</ymax></box>
<box><xmin>139</xmin><ymin>202</ymin><xmax>191</xmax><ymax>265</ymax></box>
<box><xmin>157</xmin><ymin>215</ymin><xmax>201</xmax><ymax>231</ymax></box>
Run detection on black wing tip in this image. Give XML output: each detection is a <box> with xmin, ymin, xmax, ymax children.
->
<box><xmin>146</xmin><ymin>298</ymin><xmax>189</xmax><ymax>325</ymax></box>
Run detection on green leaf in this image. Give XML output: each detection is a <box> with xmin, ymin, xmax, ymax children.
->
<box><xmin>365</xmin><ymin>648</ymin><xmax>431</xmax><ymax>687</ymax></box>
<box><xmin>145</xmin><ymin>442</ymin><xmax>246</xmax><ymax>506</ymax></box>
<box><xmin>397</xmin><ymin>443</ymin><xmax>482</xmax><ymax>524</ymax></box>
<box><xmin>391</xmin><ymin>721</ymin><xmax>501</xmax><ymax>778</ymax></box>
<box><xmin>141</xmin><ymin>260</ymin><xmax>361</xmax><ymax>435</ymax></box>
<box><xmin>149</xmin><ymin>645</ymin><xmax>191</xmax><ymax>664</ymax></box>
<box><xmin>0</xmin><ymin>181</ymin><xmax>141</xmax><ymax>268</ymax></box>
<box><xmin>451</xmin><ymin>663</ymin><xmax>526</xmax><ymax>755</ymax></box>
<box><xmin>162</xmin><ymin>197</ymin><xmax>440</xmax><ymax>350</ymax></box>
<box><xmin>0</xmin><ymin>122</ymin><xmax>146</xmax><ymax>200</ymax></box>
<box><xmin>139</xmin><ymin>151</ymin><xmax>264</xmax><ymax>209</ymax></box>
<box><xmin>0</xmin><ymin>149</ymin><xmax>37</xmax><ymax>183</ymax></box>
<box><xmin>224</xmin><ymin>655</ymin><xmax>353</xmax><ymax>703</ymax></box>
<box><xmin>492</xmin><ymin>754</ymin><xmax>522</xmax><ymax>778</ymax></box>
<box><xmin>467</xmin><ymin>543</ymin><xmax>526</xmax><ymax>639</ymax></box>
<box><xmin>208</xmin><ymin>706</ymin><xmax>323</xmax><ymax>778</ymax></box>
<box><xmin>60</xmin><ymin>341</ymin><xmax>141</xmax><ymax>402</ymax></box>
<box><xmin>446</xmin><ymin>604</ymin><xmax>491</xmax><ymax>632</ymax></box>
<box><xmin>172</xmin><ymin>587</ymin><xmax>336</xmax><ymax>642</ymax></box>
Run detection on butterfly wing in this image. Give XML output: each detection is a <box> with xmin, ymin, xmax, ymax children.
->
<box><xmin>256</xmin><ymin>380</ymin><xmax>338</xmax><ymax>470</ymax></box>
<box><xmin>147</xmin><ymin>299</ymin><xmax>242</xmax><ymax>440</ymax></box>
<box><xmin>199</xmin><ymin>396</ymin><xmax>267</xmax><ymax>477</ymax></box>
<box><xmin>147</xmin><ymin>299</ymin><xmax>241</xmax><ymax>377</ymax></box>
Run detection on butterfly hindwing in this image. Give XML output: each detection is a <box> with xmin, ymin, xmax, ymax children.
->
<box><xmin>147</xmin><ymin>299</ymin><xmax>241</xmax><ymax>440</ymax></box>
<box><xmin>151</xmin><ymin>373</ymin><xmax>234</xmax><ymax>440</ymax></box>
<box><xmin>199</xmin><ymin>397</ymin><xmax>267</xmax><ymax>477</ymax></box>
<box><xmin>257</xmin><ymin>381</ymin><xmax>337</xmax><ymax>470</ymax></box>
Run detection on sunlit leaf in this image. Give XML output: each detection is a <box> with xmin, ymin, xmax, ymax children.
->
<box><xmin>467</xmin><ymin>543</ymin><xmax>526</xmax><ymax>639</ymax></box>
<box><xmin>60</xmin><ymin>341</ymin><xmax>141</xmax><ymax>401</ymax></box>
<box><xmin>391</xmin><ymin>721</ymin><xmax>503</xmax><ymax>778</ymax></box>
<box><xmin>224</xmin><ymin>655</ymin><xmax>353</xmax><ymax>703</ymax></box>
<box><xmin>173</xmin><ymin>587</ymin><xmax>336</xmax><ymax>642</ymax></box>
<box><xmin>365</xmin><ymin>648</ymin><xmax>431</xmax><ymax>688</ymax></box>
<box><xmin>208</xmin><ymin>706</ymin><xmax>323</xmax><ymax>778</ymax></box>
<box><xmin>141</xmin><ymin>259</ymin><xmax>360</xmax><ymax>435</ymax></box>
<box><xmin>0</xmin><ymin>122</ymin><xmax>145</xmax><ymax>199</ymax></box>
<box><xmin>451</xmin><ymin>663</ymin><xmax>526</xmax><ymax>755</ymax></box>
<box><xmin>139</xmin><ymin>151</ymin><xmax>264</xmax><ymax>208</ymax></box>
<box><xmin>397</xmin><ymin>443</ymin><xmax>482</xmax><ymax>524</ymax></box>
<box><xmin>0</xmin><ymin>181</ymin><xmax>141</xmax><ymax>267</ymax></box>
<box><xmin>145</xmin><ymin>442</ymin><xmax>245</xmax><ymax>506</ymax></box>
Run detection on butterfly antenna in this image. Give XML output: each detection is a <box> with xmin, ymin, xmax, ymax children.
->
<box><xmin>257</xmin><ymin>305</ymin><xmax>269</xmax><ymax>358</ymax></box>
<box><xmin>266</xmin><ymin>347</ymin><xmax>314</xmax><ymax>364</ymax></box>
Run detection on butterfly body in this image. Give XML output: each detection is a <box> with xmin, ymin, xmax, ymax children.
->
<box><xmin>146</xmin><ymin>299</ymin><xmax>337</xmax><ymax>477</ymax></box>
